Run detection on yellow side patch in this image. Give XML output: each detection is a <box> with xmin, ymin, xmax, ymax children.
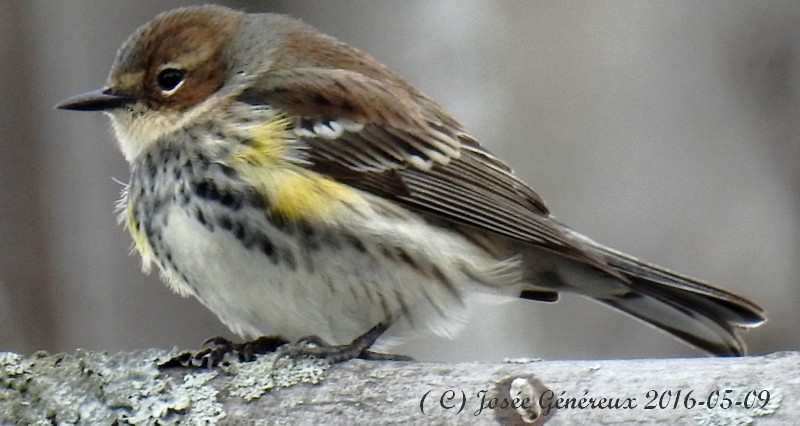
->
<box><xmin>237</xmin><ymin>166</ymin><xmax>368</xmax><ymax>224</ymax></box>
<box><xmin>270</xmin><ymin>171</ymin><xmax>365</xmax><ymax>223</ymax></box>
<box><xmin>126</xmin><ymin>202</ymin><xmax>151</xmax><ymax>262</ymax></box>
<box><xmin>228</xmin><ymin>114</ymin><xmax>369</xmax><ymax>224</ymax></box>
<box><xmin>230</xmin><ymin>115</ymin><xmax>294</xmax><ymax>166</ymax></box>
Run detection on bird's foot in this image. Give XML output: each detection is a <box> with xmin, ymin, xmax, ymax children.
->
<box><xmin>276</xmin><ymin>322</ymin><xmax>413</xmax><ymax>364</ymax></box>
<box><xmin>159</xmin><ymin>335</ymin><xmax>289</xmax><ymax>369</ymax></box>
<box><xmin>159</xmin><ymin>322</ymin><xmax>412</xmax><ymax>369</ymax></box>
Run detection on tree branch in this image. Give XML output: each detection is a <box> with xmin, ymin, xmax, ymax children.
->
<box><xmin>0</xmin><ymin>349</ymin><xmax>794</xmax><ymax>424</ymax></box>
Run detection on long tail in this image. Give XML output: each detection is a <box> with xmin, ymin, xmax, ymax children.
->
<box><xmin>522</xmin><ymin>230</ymin><xmax>766</xmax><ymax>356</ymax></box>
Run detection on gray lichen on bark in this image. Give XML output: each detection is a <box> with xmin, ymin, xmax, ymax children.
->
<box><xmin>0</xmin><ymin>350</ymin><xmax>795</xmax><ymax>425</ymax></box>
<box><xmin>0</xmin><ymin>349</ymin><xmax>326</xmax><ymax>425</ymax></box>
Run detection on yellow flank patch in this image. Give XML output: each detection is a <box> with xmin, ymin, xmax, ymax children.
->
<box><xmin>126</xmin><ymin>202</ymin><xmax>151</xmax><ymax>260</ymax></box>
<box><xmin>271</xmin><ymin>171</ymin><xmax>364</xmax><ymax>222</ymax></box>
<box><xmin>238</xmin><ymin>166</ymin><xmax>368</xmax><ymax>224</ymax></box>
<box><xmin>230</xmin><ymin>115</ymin><xmax>293</xmax><ymax>166</ymax></box>
<box><xmin>227</xmin><ymin>114</ymin><xmax>368</xmax><ymax>224</ymax></box>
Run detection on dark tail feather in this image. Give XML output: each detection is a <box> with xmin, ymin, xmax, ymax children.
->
<box><xmin>519</xmin><ymin>230</ymin><xmax>766</xmax><ymax>356</ymax></box>
<box><xmin>459</xmin><ymin>220</ymin><xmax>766</xmax><ymax>356</ymax></box>
<box><xmin>586</xmin><ymin>242</ymin><xmax>765</xmax><ymax>356</ymax></box>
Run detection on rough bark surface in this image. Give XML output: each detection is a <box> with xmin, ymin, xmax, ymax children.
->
<box><xmin>0</xmin><ymin>349</ymin><xmax>795</xmax><ymax>425</ymax></box>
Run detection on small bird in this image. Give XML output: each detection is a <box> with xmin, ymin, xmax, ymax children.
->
<box><xmin>58</xmin><ymin>5</ymin><xmax>765</xmax><ymax>359</ymax></box>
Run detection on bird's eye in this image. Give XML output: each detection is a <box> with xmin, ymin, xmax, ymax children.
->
<box><xmin>157</xmin><ymin>68</ymin><xmax>186</xmax><ymax>94</ymax></box>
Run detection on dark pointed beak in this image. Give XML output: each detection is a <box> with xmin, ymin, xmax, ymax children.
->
<box><xmin>56</xmin><ymin>88</ymin><xmax>135</xmax><ymax>111</ymax></box>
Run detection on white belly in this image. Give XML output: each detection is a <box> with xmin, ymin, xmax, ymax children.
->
<box><xmin>155</xmin><ymin>205</ymin><xmax>523</xmax><ymax>346</ymax></box>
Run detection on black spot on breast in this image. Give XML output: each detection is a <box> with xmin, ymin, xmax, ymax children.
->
<box><xmin>260</xmin><ymin>237</ymin><xmax>277</xmax><ymax>263</ymax></box>
<box><xmin>299</xmin><ymin>222</ymin><xmax>318</xmax><ymax>251</ymax></box>
<box><xmin>396</xmin><ymin>248</ymin><xmax>418</xmax><ymax>270</ymax></box>
<box><xmin>320</xmin><ymin>233</ymin><xmax>341</xmax><ymax>250</ymax></box>
<box><xmin>345</xmin><ymin>234</ymin><xmax>366</xmax><ymax>252</ymax></box>
<box><xmin>151</xmin><ymin>198</ymin><xmax>164</xmax><ymax>215</ymax></box>
<box><xmin>147</xmin><ymin>162</ymin><xmax>158</xmax><ymax>179</ymax></box>
<box><xmin>194</xmin><ymin>180</ymin><xmax>240</xmax><ymax>210</ymax></box>
<box><xmin>195</xmin><ymin>208</ymin><xmax>208</xmax><ymax>227</ymax></box>
<box><xmin>195</xmin><ymin>154</ymin><xmax>210</xmax><ymax>172</ymax></box>
<box><xmin>179</xmin><ymin>188</ymin><xmax>190</xmax><ymax>205</ymax></box>
<box><xmin>193</xmin><ymin>180</ymin><xmax>215</xmax><ymax>200</ymax></box>
<box><xmin>270</xmin><ymin>213</ymin><xmax>291</xmax><ymax>234</ymax></box>
<box><xmin>219</xmin><ymin>190</ymin><xmax>240</xmax><ymax>210</ymax></box>
<box><xmin>216</xmin><ymin>164</ymin><xmax>237</xmax><ymax>178</ymax></box>
<box><xmin>380</xmin><ymin>245</ymin><xmax>396</xmax><ymax>261</ymax></box>
<box><xmin>233</xmin><ymin>223</ymin><xmax>247</xmax><ymax>244</ymax></box>
<box><xmin>245</xmin><ymin>191</ymin><xmax>268</xmax><ymax>210</ymax></box>
<box><xmin>282</xmin><ymin>249</ymin><xmax>297</xmax><ymax>271</ymax></box>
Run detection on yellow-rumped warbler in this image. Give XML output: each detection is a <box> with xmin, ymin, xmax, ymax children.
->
<box><xmin>58</xmin><ymin>5</ymin><xmax>765</xmax><ymax>359</ymax></box>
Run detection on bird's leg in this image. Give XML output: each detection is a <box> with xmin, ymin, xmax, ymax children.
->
<box><xmin>159</xmin><ymin>322</ymin><xmax>412</xmax><ymax>369</ymax></box>
<box><xmin>278</xmin><ymin>321</ymin><xmax>413</xmax><ymax>363</ymax></box>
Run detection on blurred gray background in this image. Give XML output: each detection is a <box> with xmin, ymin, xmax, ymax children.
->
<box><xmin>1</xmin><ymin>0</ymin><xmax>798</xmax><ymax>361</ymax></box>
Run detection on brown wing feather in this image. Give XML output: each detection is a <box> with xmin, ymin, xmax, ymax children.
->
<box><xmin>245</xmin><ymin>66</ymin><xmax>620</xmax><ymax>275</ymax></box>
